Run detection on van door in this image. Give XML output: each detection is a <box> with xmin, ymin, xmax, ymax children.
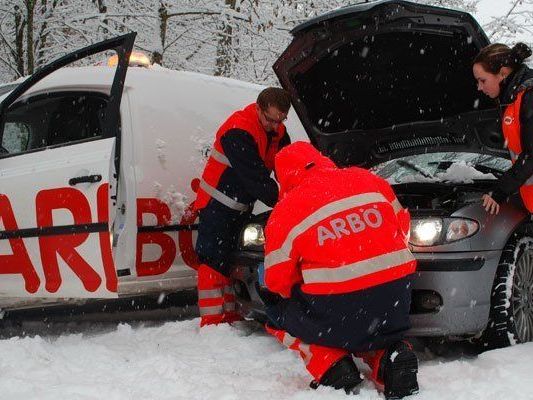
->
<box><xmin>0</xmin><ymin>33</ymin><xmax>135</xmax><ymax>298</ymax></box>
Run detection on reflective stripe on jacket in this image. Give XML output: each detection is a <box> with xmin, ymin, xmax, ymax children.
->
<box><xmin>194</xmin><ymin>103</ymin><xmax>286</xmax><ymax>211</ymax></box>
<box><xmin>264</xmin><ymin>158</ymin><xmax>415</xmax><ymax>299</ymax></box>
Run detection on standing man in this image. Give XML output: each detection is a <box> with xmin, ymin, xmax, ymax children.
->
<box><xmin>194</xmin><ymin>87</ymin><xmax>291</xmax><ymax>327</ymax></box>
<box><xmin>262</xmin><ymin>142</ymin><xmax>418</xmax><ymax>399</ymax></box>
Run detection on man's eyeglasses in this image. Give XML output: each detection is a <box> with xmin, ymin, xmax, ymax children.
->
<box><xmin>261</xmin><ymin>109</ymin><xmax>287</xmax><ymax>124</ymax></box>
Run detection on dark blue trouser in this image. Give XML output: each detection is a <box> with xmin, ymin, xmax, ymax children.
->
<box><xmin>195</xmin><ymin>200</ymin><xmax>250</xmax><ymax>277</ymax></box>
<box><xmin>264</xmin><ymin>276</ymin><xmax>413</xmax><ymax>353</ymax></box>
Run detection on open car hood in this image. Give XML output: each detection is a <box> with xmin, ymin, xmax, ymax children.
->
<box><xmin>274</xmin><ymin>0</ymin><xmax>506</xmax><ymax>167</ymax></box>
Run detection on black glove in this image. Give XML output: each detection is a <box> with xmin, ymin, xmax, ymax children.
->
<box><xmin>255</xmin><ymin>282</ymin><xmax>283</xmax><ymax>305</ymax></box>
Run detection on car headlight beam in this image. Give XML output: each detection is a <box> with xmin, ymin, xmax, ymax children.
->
<box><xmin>410</xmin><ymin>218</ymin><xmax>443</xmax><ymax>246</ymax></box>
<box><xmin>242</xmin><ymin>223</ymin><xmax>265</xmax><ymax>247</ymax></box>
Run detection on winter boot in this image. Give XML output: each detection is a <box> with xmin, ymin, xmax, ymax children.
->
<box><xmin>381</xmin><ymin>341</ymin><xmax>419</xmax><ymax>399</ymax></box>
<box><xmin>310</xmin><ymin>356</ymin><xmax>363</xmax><ymax>394</ymax></box>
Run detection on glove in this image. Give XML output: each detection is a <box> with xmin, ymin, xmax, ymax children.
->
<box><xmin>255</xmin><ymin>282</ymin><xmax>283</xmax><ymax>306</ymax></box>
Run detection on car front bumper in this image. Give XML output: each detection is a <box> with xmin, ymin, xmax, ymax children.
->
<box><xmin>230</xmin><ymin>248</ymin><xmax>502</xmax><ymax>339</ymax></box>
<box><xmin>408</xmin><ymin>249</ymin><xmax>501</xmax><ymax>337</ymax></box>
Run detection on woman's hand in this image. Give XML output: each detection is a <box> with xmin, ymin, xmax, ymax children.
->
<box><xmin>482</xmin><ymin>193</ymin><xmax>500</xmax><ymax>215</ymax></box>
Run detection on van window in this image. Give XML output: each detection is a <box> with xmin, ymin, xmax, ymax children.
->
<box><xmin>2</xmin><ymin>122</ymin><xmax>30</xmax><ymax>153</ymax></box>
<box><xmin>0</xmin><ymin>92</ymin><xmax>109</xmax><ymax>156</ymax></box>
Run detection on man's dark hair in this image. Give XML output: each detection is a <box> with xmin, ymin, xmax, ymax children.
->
<box><xmin>257</xmin><ymin>87</ymin><xmax>291</xmax><ymax>113</ymax></box>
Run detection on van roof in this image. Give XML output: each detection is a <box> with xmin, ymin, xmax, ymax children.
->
<box><xmin>0</xmin><ymin>66</ymin><xmax>265</xmax><ymax>101</ymax></box>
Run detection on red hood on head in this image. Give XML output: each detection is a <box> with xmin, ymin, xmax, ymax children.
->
<box><xmin>275</xmin><ymin>141</ymin><xmax>336</xmax><ymax>198</ymax></box>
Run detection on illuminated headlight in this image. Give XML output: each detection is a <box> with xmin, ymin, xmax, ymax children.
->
<box><xmin>409</xmin><ymin>218</ymin><xmax>478</xmax><ymax>246</ymax></box>
<box><xmin>242</xmin><ymin>223</ymin><xmax>265</xmax><ymax>247</ymax></box>
<box><xmin>410</xmin><ymin>218</ymin><xmax>443</xmax><ymax>246</ymax></box>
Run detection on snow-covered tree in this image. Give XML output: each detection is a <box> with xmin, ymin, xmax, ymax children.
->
<box><xmin>0</xmin><ymin>0</ymin><xmax>531</xmax><ymax>84</ymax></box>
<box><xmin>482</xmin><ymin>0</ymin><xmax>533</xmax><ymax>45</ymax></box>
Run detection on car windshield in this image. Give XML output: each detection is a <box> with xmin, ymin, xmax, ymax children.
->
<box><xmin>372</xmin><ymin>152</ymin><xmax>511</xmax><ymax>184</ymax></box>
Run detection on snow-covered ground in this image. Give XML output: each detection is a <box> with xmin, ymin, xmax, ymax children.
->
<box><xmin>1</xmin><ymin>318</ymin><xmax>532</xmax><ymax>400</ymax></box>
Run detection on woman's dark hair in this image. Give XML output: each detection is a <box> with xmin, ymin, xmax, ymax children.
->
<box><xmin>257</xmin><ymin>87</ymin><xmax>291</xmax><ymax>113</ymax></box>
<box><xmin>474</xmin><ymin>42</ymin><xmax>532</xmax><ymax>74</ymax></box>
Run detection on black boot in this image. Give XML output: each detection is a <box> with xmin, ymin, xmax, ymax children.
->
<box><xmin>310</xmin><ymin>356</ymin><xmax>363</xmax><ymax>394</ymax></box>
<box><xmin>381</xmin><ymin>341</ymin><xmax>419</xmax><ymax>399</ymax></box>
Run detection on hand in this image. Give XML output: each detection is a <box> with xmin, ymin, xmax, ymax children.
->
<box><xmin>482</xmin><ymin>194</ymin><xmax>500</xmax><ymax>215</ymax></box>
<box><xmin>254</xmin><ymin>282</ymin><xmax>283</xmax><ymax>305</ymax></box>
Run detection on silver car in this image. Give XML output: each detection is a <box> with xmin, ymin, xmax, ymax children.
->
<box><xmin>230</xmin><ymin>0</ymin><xmax>533</xmax><ymax>349</ymax></box>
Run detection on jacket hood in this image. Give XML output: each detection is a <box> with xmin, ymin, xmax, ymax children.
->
<box><xmin>275</xmin><ymin>141</ymin><xmax>336</xmax><ymax>197</ymax></box>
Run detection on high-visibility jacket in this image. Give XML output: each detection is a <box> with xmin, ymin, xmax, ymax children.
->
<box><xmin>264</xmin><ymin>141</ymin><xmax>415</xmax><ymax>352</ymax></box>
<box><xmin>194</xmin><ymin>103</ymin><xmax>287</xmax><ymax>211</ymax></box>
<box><xmin>490</xmin><ymin>65</ymin><xmax>533</xmax><ymax>206</ymax></box>
<box><xmin>265</xmin><ymin>146</ymin><xmax>414</xmax><ymax>298</ymax></box>
<box><xmin>502</xmin><ymin>84</ymin><xmax>533</xmax><ymax>212</ymax></box>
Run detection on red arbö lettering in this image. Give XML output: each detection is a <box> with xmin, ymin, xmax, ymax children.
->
<box><xmin>0</xmin><ymin>184</ymin><xmax>116</xmax><ymax>293</ymax></box>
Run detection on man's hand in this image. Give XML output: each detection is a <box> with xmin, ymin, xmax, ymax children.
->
<box><xmin>255</xmin><ymin>282</ymin><xmax>283</xmax><ymax>305</ymax></box>
<box><xmin>482</xmin><ymin>193</ymin><xmax>500</xmax><ymax>215</ymax></box>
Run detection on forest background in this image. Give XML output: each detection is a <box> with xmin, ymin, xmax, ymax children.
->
<box><xmin>0</xmin><ymin>0</ymin><xmax>531</xmax><ymax>84</ymax></box>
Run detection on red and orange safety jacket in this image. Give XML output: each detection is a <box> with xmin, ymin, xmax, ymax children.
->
<box><xmin>502</xmin><ymin>81</ymin><xmax>533</xmax><ymax>211</ymax></box>
<box><xmin>490</xmin><ymin>65</ymin><xmax>533</xmax><ymax>209</ymax></box>
<box><xmin>263</xmin><ymin>142</ymin><xmax>415</xmax><ymax>351</ymax></box>
<box><xmin>265</xmin><ymin>145</ymin><xmax>415</xmax><ymax>299</ymax></box>
<box><xmin>194</xmin><ymin>103</ymin><xmax>287</xmax><ymax>211</ymax></box>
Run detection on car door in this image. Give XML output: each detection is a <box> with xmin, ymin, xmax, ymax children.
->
<box><xmin>0</xmin><ymin>33</ymin><xmax>135</xmax><ymax>299</ymax></box>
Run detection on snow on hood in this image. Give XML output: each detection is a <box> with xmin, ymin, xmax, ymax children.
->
<box><xmin>434</xmin><ymin>161</ymin><xmax>496</xmax><ymax>183</ymax></box>
<box><xmin>382</xmin><ymin>160</ymin><xmax>496</xmax><ymax>185</ymax></box>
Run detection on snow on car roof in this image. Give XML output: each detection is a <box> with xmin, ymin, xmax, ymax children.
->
<box><xmin>0</xmin><ymin>65</ymin><xmax>265</xmax><ymax>99</ymax></box>
<box><xmin>0</xmin><ymin>64</ymin><xmax>308</xmax><ymax>145</ymax></box>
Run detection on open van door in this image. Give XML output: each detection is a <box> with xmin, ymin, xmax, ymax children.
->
<box><xmin>0</xmin><ymin>33</ymin><xmax>135</xmax><ymax>299</ymax></box>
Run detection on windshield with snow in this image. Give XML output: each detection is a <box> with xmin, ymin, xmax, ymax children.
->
<box><xmin>372</xmin><ymin>152</ymin><xmax>511</xmax><ymax>184</ymax></box>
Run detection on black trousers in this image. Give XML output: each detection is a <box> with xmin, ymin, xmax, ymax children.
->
<box><xmin>264</xmin><ymin>276</ymin><xmax>413</xmax><ymax>353</ymax></box>
<box><xmin>195</xmin><ymin>200</ymin><xmax>250</xmax><ymax>277</ymax></box>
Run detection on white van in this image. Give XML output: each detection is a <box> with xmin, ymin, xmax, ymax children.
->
<box><xmin>0</xmin><ymin>33</ymin><xmax>304</xmax><ymax>312</ymax></box>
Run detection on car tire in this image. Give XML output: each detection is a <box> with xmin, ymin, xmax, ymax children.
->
<box><xmin>478</xmin><ymin>229</ymin><xmax>533</xmax><ymax>350</ymax></box>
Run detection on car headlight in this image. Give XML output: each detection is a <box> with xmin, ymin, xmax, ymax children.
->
<box><xmin>409</xmin><ymin>218</ymin><xmax>478</xmax><ymax>246</ymax></box>
<box><xmin>242</xmin><ymin>223</ymin><xmax>265</xmax><ymax>248</ymax></box>
<box><xmin>410</xmin><ymin>218</ymin><xmax>443</xmax><ymax>246</ymax></box>
<box><xmin>445</xmin><ymin>219</ymin><xmax>479</xmax><ymax>242</ymax></box>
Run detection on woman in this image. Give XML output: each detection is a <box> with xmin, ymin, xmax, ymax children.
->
<box><xmin>473</xmin><ymin>42</ymin><xmax>533</xmax><ymax>215</ymax></box>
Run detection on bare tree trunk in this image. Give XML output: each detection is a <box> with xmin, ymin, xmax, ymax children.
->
<box><xmin>215</xmin><ymin>0</ymin><xmax>238</xmax><ymax>77</ymax></box>
<box><xmin>93</xmin><ymin>0</ymin><xmax>108</xmax><ymax>35</ymax></box>
<box><xmin>14</xmin><ymin>4</ymin><xmax>25</xmax><ymax>76</ymax></box>
<box><xmin>93</xmin><ymin>0</ymin><xmax>107</xmax><ymax>13</ymax></box>
<box><xmin>25</xmin><ymin>0</ymin><xmax>36</xmax><ymax>74</ymax></box>
<box><xmin>153</xmin><ymin>0</ymin><xmax>168</xmax><ymax>65</ymax></box>
<box><xmin>35</xmin><ymin>0</ymin><xmax>59</xmax><ymax>69</ymax></box>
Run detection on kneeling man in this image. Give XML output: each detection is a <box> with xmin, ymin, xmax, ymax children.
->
<box><xmin>262</xmin><ymin>142</ymin><xmax>418</xmax><ymax>399</ymax></box>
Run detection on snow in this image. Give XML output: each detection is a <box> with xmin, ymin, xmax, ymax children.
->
<box><xmin>377</xmin><ymin>157</ymin><xmax>499</xmax><ymax>185</ymax></box>
<box><xmin>1</xmin><ymin>319</ymin><xmax>533</xmax><ymax>400</ymax></box>
<box><xmin>434</xmin><ymin>161</ymin><xmax>496</xmax><ymax>183</ymax></box>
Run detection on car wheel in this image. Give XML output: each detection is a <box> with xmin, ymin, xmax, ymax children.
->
<box><xmin>479</xmin><ymin>230</ymin><xmax>533</xmax><ymax>350</ymax></box>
